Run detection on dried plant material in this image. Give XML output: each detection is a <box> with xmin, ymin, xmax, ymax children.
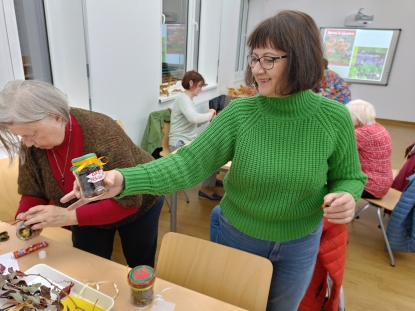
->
<box><xmin>159</xmin><ymin>88</ymin><xmax>170</xmax><ymax>97</ymax></box>
<box><xmin>0</xmin><ymin>265</ymin><xmax>85</xmax><ymax>311</ymax></box>
<box><xmin>159</xmin><ymin>80</ymin><xmax>179</xmax><ymax>97</ymax></box>
<box><xmin>227</xmin><ymin>85</ymin><xmax>257</xmax><ymax>97</ymax></box>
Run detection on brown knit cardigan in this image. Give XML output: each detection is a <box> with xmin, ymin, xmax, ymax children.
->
<box><xmin>17</xmin><ymin>108</ymin><xmax>159</xmax><ymax>229</ymax></box>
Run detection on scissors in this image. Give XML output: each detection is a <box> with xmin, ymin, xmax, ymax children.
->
<box><xmin>0</xmin><ymin>231</ymin><xmax>9</xmax><ymax>242</ymax></box>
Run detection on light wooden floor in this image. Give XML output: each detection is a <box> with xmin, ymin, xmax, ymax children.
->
<box><xmin>112</xmin><ymin>119</ymin><xmax>415</xmax><ymax>311</ymax></box>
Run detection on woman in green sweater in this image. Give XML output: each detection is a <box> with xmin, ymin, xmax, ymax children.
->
<box><xmin>63</xmin><ymin>10</ymin><xmax>366</xmax><ymax>311</ymax></box>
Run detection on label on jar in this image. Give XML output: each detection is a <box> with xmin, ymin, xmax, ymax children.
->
<box><xmin>86</xmin><ymin>169</ymin><xmax>105</xmax><ymax>183</ymax></box>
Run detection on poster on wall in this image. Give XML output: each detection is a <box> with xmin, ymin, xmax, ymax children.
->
<box><xmin>323</xmin><ymin>29</ymin><xmax>356</xmax><ymax>67</ymax></box>
<box><xmin>320</xmin><ymin>27</ymin><xmax>401</xmax><ymax>85</ymax></box>
<box><xmin>348</xmin><ymin>47</ymin><xmax>388</xmax><ymax>80</ymax></box>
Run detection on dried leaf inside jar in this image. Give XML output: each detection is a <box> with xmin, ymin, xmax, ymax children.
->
<box><xmin>16</xmin><ymin>221</ymin><xmax>40</xmax><ymax>241</ymax></box>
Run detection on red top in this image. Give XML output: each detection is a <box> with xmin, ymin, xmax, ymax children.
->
<box><xmin>17</xmin><ymin>114</ymin><xmax>138</xmax><ymax>225</ymax></box>
<box><xmin>392</xmin><ymin>142</ymin><xmax>415</xmax><ymax>191</ymax></box>
<box><xmin>355</xmin><ymin>123</ymin><xmax>393</xmax><ymax>198</ymax></box>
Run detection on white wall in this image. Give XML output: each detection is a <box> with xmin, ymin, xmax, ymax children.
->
<box><xmin>83</xmin><ymin>0</ymin><xmax>162</xmax><ymax>144</ymax></box>
<box><xmin>259</xmin><ymin>0</ymin><xmax>415</xmax><ymax>122</ymax></box>
<box><xmin>44</xmin><ymin>0</ymin><xmax>89</xmax><ymax>110</ymax></box>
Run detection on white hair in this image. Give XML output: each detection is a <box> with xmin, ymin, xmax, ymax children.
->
<box><xmin>346</xmin><ymin>99</ymin><xmax>376</xmax><ymax>126</ymax></box>
<box><xmin>0</xmin><ymin>80</ymin><xmax>70</xmax><ymax>163</ymax></box>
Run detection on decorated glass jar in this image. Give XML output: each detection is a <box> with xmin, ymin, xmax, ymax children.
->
<box><xmin>71</xmin><ymin>153</ymin><xmax>108</xmax><ymax>201</ymax></box>
<box><xmin>127</xmin><ymin>265</ymin><xmax>156</xmax><ymax>307</ymax></box>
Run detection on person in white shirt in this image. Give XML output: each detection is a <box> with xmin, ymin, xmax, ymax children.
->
<box><xmin>169</xmin><ymin>70</ymin><xmax>222</xmax><ymax>200</ymax></box>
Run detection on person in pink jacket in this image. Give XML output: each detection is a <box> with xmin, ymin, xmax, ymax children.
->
<box><xmin>346</xmin><ymin>100</ymin><xmax>393</xmax><ymax>198</ymax></box>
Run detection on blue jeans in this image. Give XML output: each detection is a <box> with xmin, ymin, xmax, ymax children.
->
<box><xmin>210</xmin><ymin>206</ymin><xmax>322</xmax><ymax>311</ymax></box>
<box><xmin>210</xmin><ymin>205</ymin><xmax>221</xmax><ymax>241</ymax></box>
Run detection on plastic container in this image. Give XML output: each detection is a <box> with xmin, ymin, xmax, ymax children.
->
<box><xmin>71</xmin><ymin>153</ymin><xmax>108</xmax><ymax>201</ymax></box>
<box><xmin>127</xmin><ymin>265</ymin><xmax>156</xmax><ymax>307</ymax></box>
<box><xmin>25</xmin><ymin>264</ymin><xmax>114</xmax><ymax>310</ymax></box>
<box><xmin>16</xmin><ymin>221</ymin><xmax>41</xmax><ymax>241</ymax></box>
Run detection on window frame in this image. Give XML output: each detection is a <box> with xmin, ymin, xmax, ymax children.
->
<box><xmin>235</xmin><ymin>0</ymin><xmax>249</xmax><ymax>75</ymax></box>
<box><xmin>160</xmin><ymin>0</ymin><xmax>201</xmax><ymax>84</ymax></box>
<box><xmin>160</xmin><ymin>0</ymin><xmax>222</xmax><ymax>104</ymax></box>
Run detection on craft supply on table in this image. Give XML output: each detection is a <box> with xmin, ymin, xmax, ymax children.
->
<box><xmin>128</xmin><ymin>265</ymin><xmax>156</xmax><ymax>307</ymax></box>
<box><xmin>71</xmin><ymin>153</ymin><xmax>109</xmax><ymax>200</ymax></box>
<box><xmin>38</xmin><ymin>250</ymin><xmax>47</xmax><ymax>259</ymax></box>
<box><xmin>0</xmin><ymin>231</ymin><xmax>9</xmax><ymax>242</ymax></box>
<box><xmin>16</xmin><ymin>221</ymin><xmax>41</xmax><ymax>241</ymax></box>
<box><xmin>12</xmin><ymin>241</ymin><xmax>49</xmax><ymax>259</ymax></box>
<box><xmin>62</xmin><ymin>295</ymin><xmax>106</xmax><ymax>311</ymax></box>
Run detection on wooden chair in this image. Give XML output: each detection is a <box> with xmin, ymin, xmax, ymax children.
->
<box><xmin>354</xmin><ymin>153</ymin><xmax>413</xmax><ymax>267</ymax></box>
<box><xmin>115</xmin><ymin>119</ymin><xmax>126</xmax><ymax>132</ymax></box>
<box><xmin>0</xmin><ymin>156</ymin><xmax>74</xmax><ymax>245</ymax></box>
<box><xmin>156</xmin><ymin>232</ymin><xmax>273</xmax><ymax>311</ymax></box>
<box><xmin>0</xmin><ymin>156</ymin><xmax>20</xmax><ymax>221</ymax></box>
<box><xmin>354</xmin><ymin>187</ymin><xmax>402</xmax><ymax>267</ymax></box>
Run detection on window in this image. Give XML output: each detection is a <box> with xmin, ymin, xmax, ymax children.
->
<box><xmin>161</xmin><ymin>0</ymin><xmax>201</xmax><ymax>83</ymax></box>
<box><xmin>14</xmin><ymin>0</ymin><xmax>53</xmax><ymax>83</ymax></box>
<box><xmin>235</xmin><ymin>0</ymin><xmax>249</xmax><ymax>73</ymax></box>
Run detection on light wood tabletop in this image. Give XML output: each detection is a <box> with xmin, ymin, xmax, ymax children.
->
<box><xmin>0</xmin><ymin>222</ymin><xmax>246</xmax><ymax>311</ymax></box>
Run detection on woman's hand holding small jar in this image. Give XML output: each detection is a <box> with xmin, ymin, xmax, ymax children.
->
<box><xmin>61</xmin><ymin>169</ymin><xmax>125</xmax><ymax>211</ymax></box>
<box><xmin>19</xmin><ymin>205</ymin><xmax>78</xmax><ymax>230</ymax></box>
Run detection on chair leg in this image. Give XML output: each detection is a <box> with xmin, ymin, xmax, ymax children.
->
<box><xmin>183</xmin><ymin>190</ymin><xmax>190</xmax><ymax>203</ymax></box>
<box><xmin>354</xmin><ymin>203</ymin><xmax>371</xmax><ymax>219</ymax></box>
<box><xmin>376</xmin><ymin>207</ymin><xmax>395</xmax><ymax>267</ymax></box>
<box><xmin>164</xmin><ymin>196</ymin><xmax>171</xmax><ymax>212</ymax></box>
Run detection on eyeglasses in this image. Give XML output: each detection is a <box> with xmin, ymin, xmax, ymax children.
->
<box><xmin>247</xmin><ymin>55</ymin><xmax>288</xmax><ymax>70</ymax></box>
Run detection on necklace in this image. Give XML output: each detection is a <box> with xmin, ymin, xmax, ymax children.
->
<box><xmin>51</xmin><ymin>116</ymin><xmax>72</xmax><ymax>186</ymax></box>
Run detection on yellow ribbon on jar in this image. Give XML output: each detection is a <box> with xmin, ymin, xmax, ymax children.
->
<box><xmin>72</xmin><ymin>155</ymin><xmax>108</xmax><ymax>172</ymax></box>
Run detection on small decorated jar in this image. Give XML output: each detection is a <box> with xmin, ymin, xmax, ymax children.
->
<box><xmin>16</xmin><ymin>221</ymin><xmax>40</xmax><ymax>241</ymax></box>
<box><xmin>127</xmin><ymin>265</ymin><xmax>156</xmax><ymax>307</ymax></box>
<box><xmin>71</xmin><ymin>153</ymin><xmax>108</xmax><ymax>201</ymax></box>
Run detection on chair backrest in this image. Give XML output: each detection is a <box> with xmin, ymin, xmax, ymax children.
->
<box><xmin>0</xmin><ymin>156</ymin><xmax>20</xmax><ymax>220</ymax></box>
<box><xmin>116</xmin><ymin>120</ymin><xmax>126</xmax><ymax>132</ymax></box>
<box><xmin>159</xmin><ymin>121</ymin><xmax>171</xmax><ymax>157</ymax></box>
<box><xmin>156</xmin><ymin>232</ymin><xmax>273</xmax><ymax>311</ymax></box>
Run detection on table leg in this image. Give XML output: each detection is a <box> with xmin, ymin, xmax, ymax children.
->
<box><xmin>170</xmin><ymin>192</ymin><xmax>177</xmax><ymax>232</ymax></box>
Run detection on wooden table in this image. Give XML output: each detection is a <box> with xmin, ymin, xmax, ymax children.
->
<box><xmin>0</xmin><ymin>222</ymin><xmax>246</xmax><ymax>310</ymax></box>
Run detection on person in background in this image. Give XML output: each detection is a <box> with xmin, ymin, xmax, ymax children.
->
<box><xmin>346</xmin><ymin>99</ymin><xmax>393</xmax><ymax>198</ymax></box>
<box><xmin>312</xmin><ymin>58</ymin><xmax>351</xmax><ymax>104</ymax></box>
<box><xmin>0</xmin><ymin>80</ymin><xmax>164</xmax><ymax>268</ymax></box>
<box><xmin>63</xmin><ymin>11</ymin><xmax>366</xmax><ymax>311</ymax></box>
<box><xmin>391</xmin><ymin>141</ymin><xmax>415</xmax><ymax>191</ymax></box>
<box><xmin>169</xmin><ymin>70</ymin><xmax>222</xmax><ymax>200</ymax></box>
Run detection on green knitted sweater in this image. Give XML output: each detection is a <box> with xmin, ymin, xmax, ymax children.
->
<box><xmin>118</xmin><ymin>90</ymin><xmax>367</xmax><ymax>241</ymax></box>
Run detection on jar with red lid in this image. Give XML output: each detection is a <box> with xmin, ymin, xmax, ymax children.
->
<box><xmin>127</xmin><ymin>265</ymin><xmax>156</xmax><ymax>307</ymax></box>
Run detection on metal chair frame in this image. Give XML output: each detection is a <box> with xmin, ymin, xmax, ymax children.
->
<box><xmin>354</xmin><ymin>187</ymin><xmax>402</xmax><ymax>267</ymax></box>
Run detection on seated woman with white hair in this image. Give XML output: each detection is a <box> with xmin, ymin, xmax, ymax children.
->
<box><xmin>346</xmin><ymin>99</ymin><xmax>393</xmax><ymax>199</ymax></box>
